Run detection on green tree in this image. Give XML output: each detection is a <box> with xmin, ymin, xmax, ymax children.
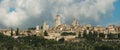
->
<box><xmin>58</xmin><ymin>38</ymin><xmax>64</xmax><ymax>43</ymax></box>
<box><xmin>61</xmin><ymin>32</ymin><xmax>76</xmax><ymax>36</ymax></box>
<box><xmin>44</xmin><ymin>31</ymin><xmax>48</xmax><ymax>36</ymax></box>
<box><xmin>108</xmin><ymin>33</ymin><xmax>113</xmax><ymax>39</ymax></box>
<box><xmin>11</xmin><ymin>28</ymin><xmax>13</xmax><ymax>36</ymax></box>
<box><xmin>83</xmin><ymin>30</ymin><xmax>87</xmax><ymax>38</ymax></box>
<box><xmin>16</xmin><ymin>28</ymin><xmax>19</xmax><ymax>36</ymax></box>
<box><xmin>99</xmin><ymin>33</ymin><xmax>105</xmax><ymax>38</ymax></box>
<box><xmin>118</xmin><ymin>33</ymin><xmax>120</xmax><ymax>38</ymax></box>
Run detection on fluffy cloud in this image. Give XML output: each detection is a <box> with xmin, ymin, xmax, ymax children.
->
<box><xmin>0</xmin><ymin>0</ymin><xmax>116</xmax><ymax>28</ymax></box>
<box><xmin>3</xmin><ymin>9</ymin><xmax>27</xmax><ymax>27</ymax></box>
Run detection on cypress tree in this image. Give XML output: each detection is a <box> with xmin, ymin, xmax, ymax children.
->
<box><xmin>16</xmin><ymin>28</ymin><xmax>19</xmax><ymax>36</ymax></box>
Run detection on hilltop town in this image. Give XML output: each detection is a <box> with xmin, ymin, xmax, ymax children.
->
<box><xmin>0</xmin><ymin>15</ymin><xmax>120</xmax><ymax>42</ymax></box>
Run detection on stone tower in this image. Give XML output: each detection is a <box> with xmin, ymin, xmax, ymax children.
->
<box><xmin>55</xmin><ymin>15</ymin><xmax>61</xmax><ymax>27</ymax></box>
<box><xmin>36</xmin><ymin>25</ymin><xmax>40</xmax><ymax>30</ymax></box>
<box><xmin>72</xmin><ymin>18</ymin><xmax>79</xmax><ymax>26</ymax></box>
<box><xmin>43</xmin><ymin>20</ymin><xmax>46</xmax><ymax>30</ymax></box>
<box><xmin>42</xmin><ymin>20</ymin><xmax>49</xmax><ymax>30</ymax></box>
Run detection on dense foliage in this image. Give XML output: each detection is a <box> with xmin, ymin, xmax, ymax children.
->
<box><xmin>0</xmin><ymin>32</ymin><xmax>120</xmax><ymax>50</ymax></box>
<box><xmin>44</xmin><ymin>31</ymin><xmax>48</xmax><ymax>36</ymax></box>
<box><xmin>61</xmin><ymin>32</ymin><xmax>76</xmax><ymax>36</ymax></box>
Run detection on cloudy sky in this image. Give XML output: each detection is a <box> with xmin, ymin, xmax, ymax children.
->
<box><xmin>0</xmin><ymin>0</ymin><xmax>120</xmax><ymax>29</ymax></box>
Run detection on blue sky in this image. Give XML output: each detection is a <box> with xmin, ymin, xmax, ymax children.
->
<box><xmin>98</xmin><ymin>0</ymin><xmax>120</xmax><ymax>26</ymax></box>
<box><xmin>9</xmin><ymin>7</ymin><xmax>16</xmax><ymax>12</ymax></box>
<box><xmin>0</xmin><ymin>0</ymin><xmax>3</xmax><ymax>3</ymax></box>
<box><xmin>111</xmin><ymin>0</ymin><xmax>120</xmax><ymax>23</ymax></box>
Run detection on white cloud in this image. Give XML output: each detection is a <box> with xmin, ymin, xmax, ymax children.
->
<box><xmin>0</xmin><ymin>0</ymin><xmax>116</xmax><ymax>27</ymax></box>
<box><xmin>3</xmin><ymin>9</ymin><xmax>27</xmax><ymax>27</ymax></box>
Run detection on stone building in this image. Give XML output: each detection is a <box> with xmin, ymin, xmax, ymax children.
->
<box><xmin>108</xmin><ymin>25</ymin><xmax>116</xmax><ymax>33</ymax></box>
<box><xmin>94</xmin><ymin>25</ymin><xmax>105</xmax><ymax>33</ymax></box>
<box><xmin>115</xmin><ymin>26</ymin><xmax>120</xmax><ymax>33</ymax></box>
<box><xmin>34</xmin><ymin>25</ymin><xmax>43</xmax><ymax>36</ymax></box>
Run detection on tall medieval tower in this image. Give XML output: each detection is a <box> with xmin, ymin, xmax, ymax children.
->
<box><xmin>55</xmin><ymin>15</ymin><xmax>61</xmax><ymax>27</ymax></box>
<box><xmin>42</xmin><ymin>20</ymin><xmax>49</xmax><ymax>30</ymax></box>
<box><xmin>72</xmin><ymin>18</ymin><xmax>79</xmax><ymax>26</ymax></box>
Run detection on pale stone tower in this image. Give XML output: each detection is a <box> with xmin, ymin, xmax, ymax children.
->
<box><xmin>36</xmin><ymin>25</ymin><xmax>40</xmax><ymax>30</ymax></box>
<box><xmin>72</xmin><ymin>18</ymin><xmax>79</xmax><ymax>26</ymax></box>
<box><xmin>35</xmin><ymin>25</ymin><xmax>40</xmax><ymax>35</ymax></box>
<box><xmin>43</xmin><ymin>20</ymin><xmax>46</xmax><ymax>30</ymax></box>
<box><xmin>43</xmin><ymin>20</ymin><xmax>49</xmax><ymax>30</ymax></box>
<box><xmin>55</xmin><ymin>15</ymin><xmax>61</xmax><ymax>27</ymax></box>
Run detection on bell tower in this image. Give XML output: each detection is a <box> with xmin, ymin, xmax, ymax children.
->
<box><xmin>72</xmin><ymin>18</ymin><xmax>79</xmax><ymax>26</ymax></box>
<box><xmin>55</xmin><ymin>15</ymin><xmax>61</xmax><ymax>27</ymax></box>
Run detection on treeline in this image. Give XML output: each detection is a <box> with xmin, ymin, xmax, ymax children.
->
<box><xmin>0</xmin><ymin>32</ymin><xmax>120</xmax><ymax>50</ymax></box>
